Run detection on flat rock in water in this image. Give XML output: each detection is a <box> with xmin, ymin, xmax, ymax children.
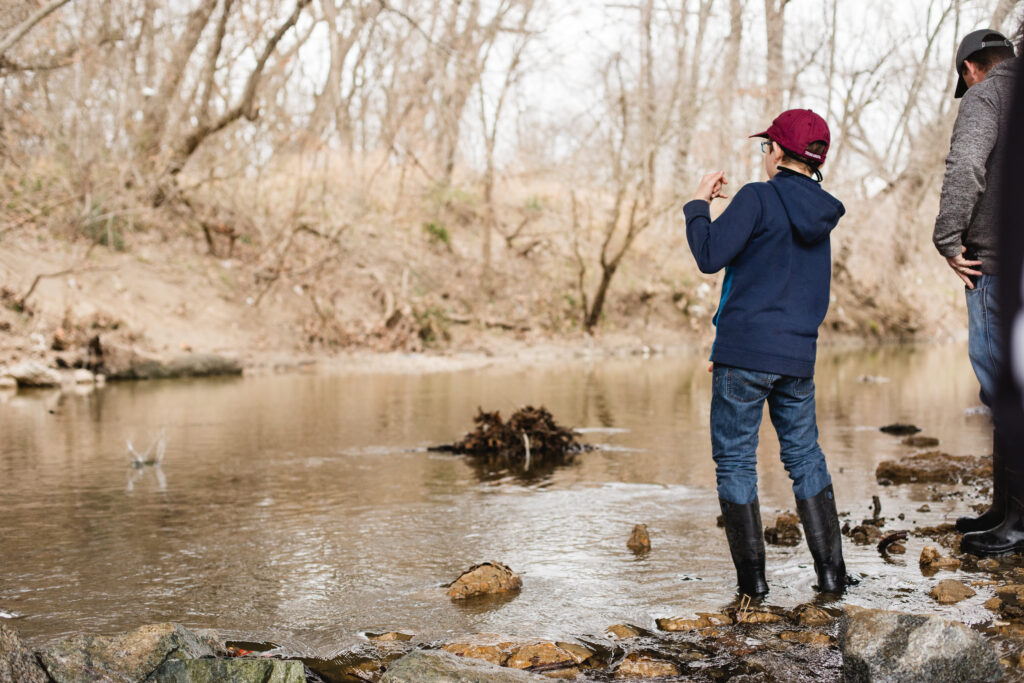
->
<box><xmin>930</xmin><ymin>579</ymin><xmax>976</xmax><ymax>604</ymax></box>
<box><xmin>40</xmin><ymin>623</ymin><xmax>221</xmax><ymax>683</ymax></box>
<box><xmin>0</xmin><ymin>624</ymin><xmax>48</xmax><ymax>683</ymax></box>
<box><xmin>99</xmin><ymin>342</ymin><xmax>242</xmax><ymax>380</ymax></box>
<box><xmin>880</xmin><ymin>423</ymin><xmax>921</xmax><ymax>436</ymax></box>
<box><xmin>840</xmin><ymin>607</ymin><xmax>1003</xmax><ymax>682</ymax></box>
<box><xmin>613</xmin><ymin>653</ymin><xmax>679</xmax><ymax>678</ymax></box>
<box><xmin>764</xmin><ymin>512</ymin><xmax>802</xmax><ymax>546</ymax></box>
<box><xmin>6</xmin><ymin>361</ymin><xmax>62</xmax><ymax>388</ymax></box>
<box><xmin>903</xmin><ymin>435</ymin><xmax>940</xmax><ymax>448</ymax></box>
<box><xmin>875</xmin><ymin>451</ymin><xmax>991</xmax><ymax>484</ymax></box>
<box><xmin>920</xmin><ymin>546</ymin><xmax>961</xmax><ymax>572</ymax></box>
<box><xmin>447</xmin><ymin>562</ymin><xmax>522</xmax><ymax>600</ymax></box>
<box><xmin>381</xmin><ymin>650</ymin><xmax>545</xmax><ymax>682</ymax></box>
<box><xmin>150</xmin><ymin>658</ymin><xmax>305</xmax><ymax>683</ymax></box>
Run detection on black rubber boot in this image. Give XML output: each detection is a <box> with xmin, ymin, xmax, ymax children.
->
<box><xmin>961</xmin><ymin>465</ymin><xmax>1024</xmax><ymax>557</ymax></box>
<box><xmin>957</xmin><ymin>434</ymin><xmax>1005</xmax><ymax>533</ymax></box>
<box><xmin>795</xmin><ymin>484</ymin><xmax>850</xmax><ymax>594</ymax></box>
<box><xmin>719</xmin><ymin>498</ymin><xmax>769</xmax><ymax>597</ymax></box>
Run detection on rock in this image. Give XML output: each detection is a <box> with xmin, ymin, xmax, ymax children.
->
<box><xmin>71</xmin><ymin>369</ymin><xmax>94</xmax><ymax>384</ymax></box>
<box><xmin>613</xmin><ymin>653</ymin><xmax>679</xmax><ymax>678</ymax></box>
<box><xmin>984</xmin><ymin>597</ymin><xmax>1003</xmax><ymax>611</ymax></box>
<box><xmin>903</xmin><ymin>435</ymin><xmax>940</xmax><ymax>448</ymax></box>
<box><xmin>977</xmin><ymin>558</ymin><xmax>1001</xmax><ymax>571</ymax></box>
<box><xmin>848</xmin><ymin>524</ymin><xmax>884</xmax><ymax>545</ymax></box>
<box><xmin>443</xmin><ymin>635</ymin><xmax>519</xmax><ymax>666</ymax></box>
<box><xmin>0</xmin><ymin>376</ymin><xmax>15</xmax><ymax>390</ymax></box>
<box><xmin>920</xmin><ymin>546</ymin><xmax>962</xmax><ymax>572</ymax></box>
<box><xmin>41</xmin><ymin>623</ymin><xmax>221</xmax><ymax>683</ymax></box>
<box><xmin>697</xmin><ymin>612</ymin><xmax>732</xmax><ymax>626</ymax></box>
<box><xmin>149</xmin><ymin>658</ymin><xmax>305</xmax><ymax>682</ymax></box>
<box><xmin>780</xmin><ymin>630</ymin><xmax>835</xmax><ymax>646</ymax></box>
<box><xmin>876</xmin><ymin>451</ymin><xmax>991</xmax><ymax>485</ymax></box>
<box><xmin>447</xmin><ymin>562</ymin><xmax>522</xmax><ymax>600</ymax></box>
<box><xmin>7</xmin><ymin>361</ymin><xmax>61</xmax><ymax>388</ymax></box>
<box><xmin>656</xmin><ymin>617</ymin><xmax>706</xmax><ymax>632</ymax></box>
<box><xmin>736</xmin><ymin>610</ymin><xmax>784</xmax><ymax>624</ymax></box>
<box><xmin>995</xmin><ymin>585</ymin><xmax>1024</xmax><ymax>619</ymax></box>
<box><xmin>368</xmin><ymin>632</ymin><xmax>414</xmax><ymax>643</ymax></box>
<box><xmin>381</xmin><ymin>650</ymin><xmax>545</xmax><ymax>682</ymax></box>
<box><xmin>506</xmin><ymin>641</ymin><xmax>593</xmax><ymax>678</ymax></box>
<box><xmin>840</xmin><ymin>607</ymin><xmax>1003</xmax><ymax>682</ymax></box>
<box><xmin>880</xmin><ymin>423</ymin><xmax>921</xmax><ymax>436</ymax></box>
<box><xmin>604</xmin><ymin>624</ymin><xmax>641</xmax><ymax>640</ymax></box>
<box><xmin>930</xmin><ymin>580</ymin><xmax>976</xmax><ymax>604</ymax></box>
<box><xmin>791</xmin><ymin>604</ymin><xmax>836</xmax><ymax>627</ymax></box>
<box><xmin>764</xmin><ymin>512</ymin><xmax>802</xmax><ymax>546</ymax></box>
<box><xmin>0</xmin><ymin>624</ymin><xmax>48</xmax><ymax>683</ymax></box>
<box><xmin>626</xmin><ymin>524</ymin><xmax>651</xmax><ymax>553</ymax></box>
<box><xmin>888</xmin><ymin>542</ymin><xmax>907</xmax><ymax>554</ymax></box>
<box><xmin>98</xmin><ymin>342</ymin><xmax>242</xmax><ymax>381</ymax></box>
<box><xmin>917</xmin><ymin>504</ymin><xmax>931</xmax><ymax>513</ymax></box>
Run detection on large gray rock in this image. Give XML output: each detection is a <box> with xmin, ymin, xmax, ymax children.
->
<box><xmin>41</xmin><ymin>623</ymin><xmax>222</xmax><ymax>683</ymax></box>
<box><xmin>381</xmin><ymin>650</ymin><xmax>546</xmax><ymax>682</ymax></box>
<box><xmin>0</xmin><ymin>623</ymin><xmax>48</xmax><ymax>683</ymax></box>
<box><xmin>840</xmin><ymin>607</ymin><xmax>1003</xmax><ymax>682</ymax></box>
<box><xmin>7</xmin><ymin>360</ymin><xmax>62</xmax><ymax>387</ymax></box>
<box><xmin>99</xmin><ymin>342</ymin><xmax>242</xmax><ymax>381</ymax></box>
<box><xmin>148</xmin><ymin>658</ymin><xmax>305</xmax><ymax>683</ymax></box>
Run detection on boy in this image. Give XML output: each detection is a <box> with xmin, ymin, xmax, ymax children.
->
<box><xmin>683</xmin><ymin>109</ymin><xmax>851</xmax><ymax>596</ymax></box>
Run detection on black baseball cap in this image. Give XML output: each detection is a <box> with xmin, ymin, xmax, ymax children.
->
<box><xmin>954</xmin><ymin>28</ymin><xmax>1014</xmax><ymax>98</ymax></box>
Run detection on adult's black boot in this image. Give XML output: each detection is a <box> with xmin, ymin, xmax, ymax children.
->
<box><xmin>961</xmin><ymin>465</ymin><xmax>1024</xmax><ymax>556</ymax></box>
<box><xmin>956</xmin><ymin>435</ymin><xmax>1005</xmax><ymax>533</ymax></box>
<box><xmin>719</xmin><ymin>498</ymin><xmax>769</xmax><ymax>598</ymax></box>
<box><xmin>795</xmin><ymin>484</ymin><xmax>850</xmax><ymax>594</ymax></box>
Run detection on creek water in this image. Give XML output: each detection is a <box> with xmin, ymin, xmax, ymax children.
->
<box><xmin>0</xmin><ymin>344</ymin><xmax>998</xmax><ymax>659</ymax></box>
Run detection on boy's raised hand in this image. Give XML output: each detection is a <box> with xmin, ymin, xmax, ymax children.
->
<box><xmin>694</xmin><ymin>171</ymin><xmax>728</xmax><ymax>203</ymax></box>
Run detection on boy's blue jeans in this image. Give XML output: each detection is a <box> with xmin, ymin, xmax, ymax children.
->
<box><xmin>711</xmin><ymin>364</ymin><xmax>832</xmax><ymax>505</ymax></box>
<box><xmin>966</xmin><ymin>274</ymin><xmax>1003</xmax><ymax>419</ymax></box>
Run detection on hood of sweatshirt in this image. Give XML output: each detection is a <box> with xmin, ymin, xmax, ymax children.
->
<box><xmin>769</xmin><ymin>169</ymin><xmax>846</xmax><ymax>245</ymax></box>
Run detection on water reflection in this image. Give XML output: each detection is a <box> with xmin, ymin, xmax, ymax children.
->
<box><xmin>0</xmin><ymin>344</ymin><xmax>995</xmax><ymax>656</ymax></box>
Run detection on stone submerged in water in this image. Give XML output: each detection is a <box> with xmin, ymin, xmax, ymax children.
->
<box><xmin>880</xmin><ymin>423</ymin><xmax>921</xmax><ymax>436</ymax></box>
<box><xmin>840</xmin><ymin>607</ymin><xmax>1003</xmax><ymax>682</ymax></box>
<box><xmin>40</xmin><ymin>622</ymin><xmax>222</xmax><ymax>683</ymax></box>
<box><xmin>613</xmin><ymin>653</ymin><xmax>679</xmax><ymax>678</ymax></box>
<box><xmin>920</xmin><ymin>546</ymin><xmax>962</xmax><ymax>572</ymax></box>
<box><xmin>626</xmin><ymin>524</ymin><xmax>651</xmax><ymax>553</ymax></box>
<box><xmin>0</xmin><ymin>624</ymin><xmax>48</xmax><ymax>683</ymax></box>
<box><xmin>876</xmin><ymin>450</ymin><xmax>991</xmax><ymax>484</ymax></box>
<box><xmin>381</xmin><ymin>650</ymin><xmax>545</xmax><ymax>682</ymax></box>
<box><xmin>446</xmin><ymin>562</ymin><xmax>523</xmax><ymax>600</ymax></box>
<box><xmin>763</xmin><ymin>511</ymin><xmax>802</xmax><ymax>546</ymax></box>
<box><xmin>150</xmin><ymin>658</ymin><xmax>305</xmax><ymax>683</ymax></box>
<box><xmin>930</xmin><ymin>579</ymin><xmax>977</xmax><ymax>604</ymax></box>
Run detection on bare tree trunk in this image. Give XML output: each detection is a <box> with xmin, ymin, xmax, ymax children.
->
<box><xmin>764</xmin><ymin>0</ymin><xmax>789</xmax><ymax>116</ymax></box>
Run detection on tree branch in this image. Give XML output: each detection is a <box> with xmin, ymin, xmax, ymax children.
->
<box><xmin>0</xmin><ymin>0</ymin><xmax>72</xmax><ymax>58</ymax></box>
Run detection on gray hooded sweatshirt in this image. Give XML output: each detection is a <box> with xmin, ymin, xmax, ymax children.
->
<box><xmin>933</xmin><ymin>57</ymin><xmax>1019</xmax><ymax>274</ymax></box>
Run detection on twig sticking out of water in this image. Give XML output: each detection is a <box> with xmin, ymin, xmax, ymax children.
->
<box><xmin>127</xmin><ymin>427</ymin><xmax>167</xmax><ymax>468</ymax></box>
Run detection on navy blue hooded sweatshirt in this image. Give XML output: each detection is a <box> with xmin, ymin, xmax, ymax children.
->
<box><xmin>683</xmin><ymin>168</ymin><xmax>845</xmax><ymax>378</ymax></box>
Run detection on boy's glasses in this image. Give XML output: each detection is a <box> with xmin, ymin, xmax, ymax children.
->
<box><xmin>760</xmin><ymin>140</ymin><xmax>772</xmax><ymax>154</ymax></box>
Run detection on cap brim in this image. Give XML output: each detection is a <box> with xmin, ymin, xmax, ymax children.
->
<box><xmin>749</xmin><ymin>130</ymin><xmax>770</xmax><ymax>139</ymax></box>
<box><xmin>955</xmin><ymin>74</ymin><xmax>968</xmax><ymax>98</ymax></box>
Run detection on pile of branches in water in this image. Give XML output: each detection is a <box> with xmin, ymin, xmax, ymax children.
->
<box><xmin>432</xmin><ymin>406</ymin><xmax>587</xmax><ymax>471</ymax></box>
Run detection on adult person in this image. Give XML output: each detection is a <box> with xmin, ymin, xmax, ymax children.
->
<box><xmin>683</xmin><ymin>110</ymin><xmax>852</xmax><ymax>596</ymax></box>
<box><xmin>970</xmin><ymin>19</ymin><xmax>1024</xmax><ymax>557</ymax></box>
<box><xmin>931</xmin><ymin>29</ymin><xmax>1017</xmax><ymax>541</ymax></box>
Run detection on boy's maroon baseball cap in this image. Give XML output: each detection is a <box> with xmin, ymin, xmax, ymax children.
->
<box><xmin>750</xmin><ymin>109</ymin><xmax>830</xmax><ymax>164</ymax></box>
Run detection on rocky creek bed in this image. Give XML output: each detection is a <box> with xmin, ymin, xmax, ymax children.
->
<box><xmin>4</xmin><ymin>425</ymin><xmax>1024</xmax><ymax>682</ymax></box>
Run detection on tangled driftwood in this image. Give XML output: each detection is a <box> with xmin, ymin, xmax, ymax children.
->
<box><xmin>431</xmin><ymin>406</ymin><xmax>587</xmax><ymax>472</ymax></box>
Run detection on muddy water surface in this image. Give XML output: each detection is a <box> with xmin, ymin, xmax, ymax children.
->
<box><xmin>0</xmin><ymin>344</ymin><xmax>997</xmax><ymax>658</ymax></box>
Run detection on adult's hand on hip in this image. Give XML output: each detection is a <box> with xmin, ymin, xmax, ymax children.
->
<box><xmin>946</xmin><ymin>246</ymin><xmax>983</xmax><ymax>289</ymax></box>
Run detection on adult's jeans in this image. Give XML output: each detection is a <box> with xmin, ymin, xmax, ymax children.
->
<box><xmin>711</xmin><ymin>364</ymin><xmax>832</xmax><ymax>505</ymax></box>
<box><xmin>966</xmin><ymin>274</ymin><xmax>1003</xmax><ymax>420</ymax></box>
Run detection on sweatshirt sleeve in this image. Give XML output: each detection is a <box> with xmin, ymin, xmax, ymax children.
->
<box><xmin>684</xmin><ymin>184</ymin><xmax>761</xmax><ymax>274</ymax></box>
<box><xmin>932</xmin><ymin>88</ymin><xmax>1000</xmax><ymax>259</ymax></box>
